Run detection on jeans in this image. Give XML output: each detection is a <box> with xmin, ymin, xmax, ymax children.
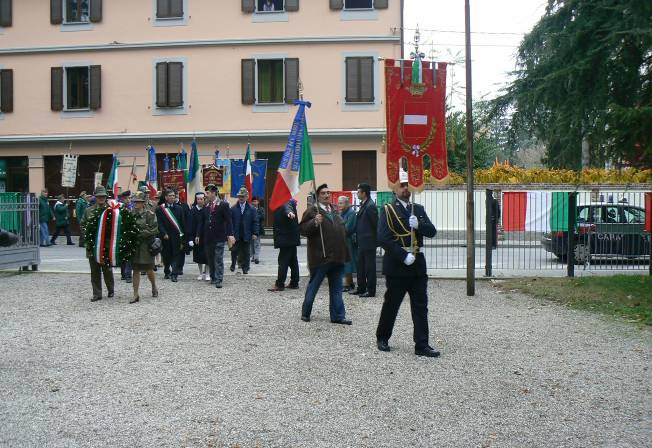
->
<box><xmin>276</xmin><ymin>246</ymin><xmax>299</xmax><ymax>288</ymax></box>
<box><xmin>301</xmin><ymin>263</ymin><xmax>346</xmax><ymax>321</ymax></box>
<box><xmin>39</xmin><ymin>222</ymin><xmax>50</xmax><ymax>246</ymax></box>
<box><xmin>250</xmin><ymin>237</ymin><xmax>261</xmax><ymax>261</ymax></box>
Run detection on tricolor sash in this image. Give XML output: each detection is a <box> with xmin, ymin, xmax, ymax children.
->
<box><xmin>160</xmin><ymin>204</ymin><xmax>184</xmax><ymax>237</ymax></box>
<box><xmin>94</xmin><ymin>201</ymin><xmax>124</xmax><ymax>266</ymax></box>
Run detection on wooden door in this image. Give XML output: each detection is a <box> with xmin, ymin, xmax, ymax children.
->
<box><xmin>342</xmin><ymin>150</ymin><xmax>377</xmax><ymax>191</ymax></box>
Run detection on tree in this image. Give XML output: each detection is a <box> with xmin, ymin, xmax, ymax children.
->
<box><xmin>446</xmin><ymin>106</ymin><xmax>503</xmax><ymax>173</ymax></box>
<box><xmin>490</xmin><ymin>0</ymin><xmax>652</xmax><ymax>169</ymax></box>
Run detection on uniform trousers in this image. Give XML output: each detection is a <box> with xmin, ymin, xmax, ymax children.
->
<box><xmin>231</xmin><ymin>240</ymin><xmax>251</xmax><ymax>272</ymax></box>
<box><xmin>356</xmin><ymin>248</ymin><xmax>377</xmax><ymax>295</ymax></box>
<box><xmin>376</xmin><ymin>275</ymin><xmax>430</xmax><ymax>349</ymax></box>
<box><xmin>206</xmin><ymin>241</ymin><xmax>226</xmax><ymax>283</ymax></box>
<box><xmin>275</xmin><ymin>246</ymin><xmax>299</xmax><ymax>288</ymax></box>
<box><xmin>89</xmin><ymin>258</ymin><xmax>114</xmax><ymax>299</ymax></box>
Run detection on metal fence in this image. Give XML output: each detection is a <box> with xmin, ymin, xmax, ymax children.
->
<box><xmin>0</xmin><ymin>192</ymin><xmax>40</xmax><ymax>270</ymax></box>
<box><xmin>411</xmin><ymin>187</ymin><xmax>651</xmax><ymax>277</ymax></box>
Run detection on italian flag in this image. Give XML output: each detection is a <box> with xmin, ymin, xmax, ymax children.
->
<box><xmin>187</xmin><ymin>140</ymin><xmax>202</xmax><ymax>200</ymax></box>
<box><xmin>244</xmin><ymin>143</ymin><xmax>253</xmax><ymax>200</ymax></box>
<box><xmin>502</xmin><ymin>191</ymin><xmax>557</xmax><ymax>232</ymax></box>
<box><xmin>106</xmin><ymin>154</ymin><xmax>120</xmax><ymax>197</ymax></box>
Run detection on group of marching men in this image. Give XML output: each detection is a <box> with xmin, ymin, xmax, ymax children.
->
<box><xmin>82</xmin><ymin>172</ymin><xmax>442</xmax><ymax>358</ymax></box>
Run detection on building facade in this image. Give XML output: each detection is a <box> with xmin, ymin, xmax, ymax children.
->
<box><xmin>0</xmin><ymin>0</ymin><xmax>402</xmax><ymax>218</ymax></box>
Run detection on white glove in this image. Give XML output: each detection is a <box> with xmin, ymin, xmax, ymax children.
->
<box><xmin>409</xmin><ymin>215</ymin><xmax>419</xmax><ymax>229</ymax></box>
<box><xmin>188</xmin><ymin>241</ymin><xmax>194</xmax><ymax>247</ymax></box>
<box><xmin>404</xmin><ymin>253</ymin><xmax>416</xmax><ymax>266</ymax></box>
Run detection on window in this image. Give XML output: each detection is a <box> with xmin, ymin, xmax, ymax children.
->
<box><xmin>577</xmin><ymin>206</ymin><xmax>600</xmax><ymax>224</ymax></box>
<box><xmin>345</xmin><ymin>57</ymin><xmax>374</xmax><ymax>103</ymax></box>
<box><xmin>604</xmin><ymin>206</ymin><xmax>621</xmax><ymax>224</ymax></box>
<box><xmin>257</xmin><ymin>0</ymin><xmax>283</xmax><ymax>11</ymax></box>
<box><xmin>258</xmin><ymin>60</ymin><xmax>284</xmax><ymax>103</ymax></box>
<box><xmin>157</xmin><ymin>0</ymin><xmax>184</xmax><ymax>19</ymax></box>
<box><xmin>51</xmin><ymin>65</ymin><xmax>101</xmax><ymax>112</ymax></box>
<box><xmin>0</xmin><ymin>0</ymin><xmax>12</xmax><ymax>27</ymax></box>
<box><xmin>345</xmin><ymin>0</ymin><xmax>372</xmax><ymax>9</ymax></box>
<box><xmin>241</xmin><ymin>58</ymin><xmax>299</xmax><ymax>106</ymax></box>
<box><xmin>156</xmin><ymin>62</ymin><xmax>184</xmax><ymax>108</ymax></box>
<box><xmin>623</xmin><ymin>207</ymin><xmax>645</xmax><ymax>224</ymax></box>
<box><xmin>65</xmin><ymin>0</ymin><xmax>89</xmax><ymax>23</ymax></box>
<box><xmin>0</xmin><ymin>69</ymin><xmax>12</xmax><ymax>113</ymax></box>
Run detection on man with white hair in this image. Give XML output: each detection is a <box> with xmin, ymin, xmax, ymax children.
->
<box><xmin>338</xmin><ymin>195</ymin><xmax>357</xmax><ymax>293</ymax></box>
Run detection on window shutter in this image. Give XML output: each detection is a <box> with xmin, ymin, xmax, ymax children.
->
<box><xmin>374</xmin><ymin>0</ymin><xmax>388</xmax><ymax>9</ymax></box>
<box><xmin>50</xmin><ymin>0</ymin><xmax>62</xmax><ymax>24</ymax></box>
<box><xmin>241</xmin><ymin>59</ymin><xmax>255</xmax><ymax>105</ymax></box>
<box><xmin>89</xmin><ymin>0</ymin><xmax>102</xmax><ymax>22</ymax></box>
<box><xmin>0</xmin><ymin>0</ymin><xmax>12</xmax><ymax>27</ymax></box>
<box><xmin>241</xmin><ymin>0</ymin><xmax>254</xmax><ymax>13</ymax></box>
<box><xmin>167</xmin><ymin>62</ymin><xmax>183</xmax><ymax>107</ymax></box>
<box><xmin>51</xmin><ymin>67</ymin><xmax>63</xmax><ymax>111</ymax></box>
<box><xmin>155</xmin><ymin>62</ymin><xmax>168</xmax><ymax>107</ymax></box>
<box><xmin>284</xmin><ymin>58</ymin><xmax>299</xmax><ymax>104</ymax></box>
<box><xmin>0</xmin><ymin>69</ymin><xmax>13</xmax><ymax>113</ymax></box>
<box><xmin>359</xmin><ymin>57</ymin><xmax>374</xmax><ymax>102</ymax></box>
<box><xmin>329</xmin><ymin>0</ymin><xmax>343</xmax><ymax>10</ymax></box>
<box><xmin>285</xmin><ymin>0</ymin><xmax>299</xmax><ymax>12</ymax></box>
<box><xmin>156</xmin><ymin>0</ymin><xmax>170</xmax><ymax>18</ymax></box>
<box><xmin>345</xmin><ymin>58</ymin><xmax>359</xmax><ymax>102</ymax></box>
<box><xmin>170</xmin><ymin>0</ymin><xmax>183</xmax><ymax>18</ymax></box>
<box><xmin>89</xmin><ymin>65</ymin><xmax>101</xmax><ymax>110</ymax></box>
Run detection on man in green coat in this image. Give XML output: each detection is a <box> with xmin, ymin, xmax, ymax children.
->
<box><xmin>81</xmin><ymin>186</ymin><xmax>115</xmax><ymax>302</ymax></box>
<box><xmin>51</xmin><ymin>194</ymin><xmax>74</xmax><ymax>245</ymax></box>
<box><xmin>38</xmin><ymin>189</ymin><xmax>53</xmax><ymax>247</ymax></box>
<box><xmin>75</xmin><ymin>192</ymin><xmax>89</xmax><ymax>247</ymax></box>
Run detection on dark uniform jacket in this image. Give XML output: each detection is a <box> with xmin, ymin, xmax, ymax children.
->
<box><xmin>201</xmin><ymin>199</ymin><xmax>233</xmax><ymax>245</ymax></box>
<box><xmin>355</xmin><ymin>198</ymin><xmax>378</xmax><ymax>250</ymax></box>
<box><xmin>231</xmin><ymin>202</ymin><xmax>258</xmax><ymax>242</ymax></box>
<box><xmin>299</xmin><ymin>204</ymin><xmax>349</xmax><ymax>270</ymax></box>
<box><xmin>273</xmin><ymin>201</ymin><xmax>300</xmax><ymax>249</ymax></box>
<box><xmin>156</xmin><ymin>202</ymin><xmax>188</xmax><ymax>255</ymax></box>
<box><xmin>377</xmin><ymin>199</ymin><xmax>436</xmax><ymax>277</ymax></box>
<box><xmin>131</xmin><ymin>208</ymin><xmax>158</xmax><ymax>265</ymax></box>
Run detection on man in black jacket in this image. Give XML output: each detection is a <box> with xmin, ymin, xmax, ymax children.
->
<box><xmin>156</xmin><ymin>189</ymin><xmax>188</xmax><ymax>282</ymax></box>
<box><xmin>351</xmin><ymin>183</ymin><xmax>378</xmax><ymax>298</ymax></box>
<box><xmin>268</xmin><ymin>199</ymin><xmax>300</xmax><ymax>291</ymax></box>
<box><xmin>200</xmin><ymin>185</ymin><xmax>234</xmax><ymax>288</ymax></box>
<box><xmin>375</xmin><ymin>179</ymin><xmax>440</xmax><ymax>358</ymax></box>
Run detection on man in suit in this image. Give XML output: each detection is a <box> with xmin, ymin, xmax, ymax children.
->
<box><xmin>376</xmin><ymin>175</ymin><xmax>440</xmax><ymax>358</ymax></box>
<box><xmin>175</xmin><ymin>190</ymin><xmax>192</xmax><ymax>275</ymax></box>
<box><xmin>156</xmin><ymin>189</ymin><xmax>188</xmax><ymax>282</ymax></box>
<box><xmin>268</xmin><ymin>199</ymin><xmax>300</xmax><ymax>292</ymax></box>
<box><xmin>350</xmin><ymin>183</ymin><xmax>378</xmax><ymax>298</ymax></box>
<box><xmin>201</xmin><ymin>184</ymin><xmax>234</xmax><ymax>288</ymax></box>
<box><xmin>230</xmin><ymin>187</ymin><xmax>258</xmax><ymax>275</ymax></box>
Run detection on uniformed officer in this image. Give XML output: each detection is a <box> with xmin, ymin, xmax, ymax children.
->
<box><xmin>375</xmin><ymin>175</ymin><xmax>439</xmax><ymax>357</ymax></box>
<box><xmin>156</xmin><ymin>189</ymin><xmax>188</xmax><ymax>282</ymax></box>
<box><xmin>80</xmin><ymin>185</ymin><xmax>115</xmax><ymax>302</ymax></box>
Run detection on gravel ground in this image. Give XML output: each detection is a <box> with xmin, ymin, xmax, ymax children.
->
<box><xmin>0</xmin><ymin>272</ymin><xmax>650</xmax><ymax>448</ymax></box>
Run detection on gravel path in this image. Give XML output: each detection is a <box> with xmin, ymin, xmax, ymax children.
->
<box><xmin>0</xmin><ymin>272</ymin><xmax>650</xmax><ymax>447</ymax></box>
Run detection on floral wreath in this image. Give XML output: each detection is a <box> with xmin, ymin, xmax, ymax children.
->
<box><xmin>84</xmin><ymin>201</ymin><xmax>139</xmax><ymax>267</ymax></box>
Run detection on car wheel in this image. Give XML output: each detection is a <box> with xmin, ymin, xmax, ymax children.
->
<box><xmin>574</xmin><ymin>244</ymin><xmax>590</xmax><ymax>264</ymax></box>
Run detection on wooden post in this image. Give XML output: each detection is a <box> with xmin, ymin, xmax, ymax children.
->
<box><xmin>465</xmin><ymin>0</ymin><xmax>475</xmax><ymax>296</ymax></box>
<box><xmin>485</xmin><ymin>189</ymin><xmax>493</xmax><ymax>277</ymax></box>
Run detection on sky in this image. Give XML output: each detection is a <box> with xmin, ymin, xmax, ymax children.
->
<box><xmin>403</xmin><ymin>0</ymin><xmax>548</xmax><ymax>109</ymax></box>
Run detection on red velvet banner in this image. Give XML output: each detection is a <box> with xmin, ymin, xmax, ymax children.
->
<box><xmin>161</xmin><ymin>170</ymin><xmax>187</xmax><ymax>203</ymax></box>
<box><xmin>385</xmin><ymin>59</ymin><xmax>448</xmax><ymax>190</ymax></box>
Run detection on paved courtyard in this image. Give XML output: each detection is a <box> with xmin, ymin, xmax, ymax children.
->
<box><xmin>0</xmin><ymin>271</ymin><xmax>650</xmax><ymax>447</ymax></box>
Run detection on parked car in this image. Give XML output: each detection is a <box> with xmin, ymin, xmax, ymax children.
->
<box><xmin>541</xmin><ymin>202</ymin><xmax>650</xmax><ymax>263</ymax></box>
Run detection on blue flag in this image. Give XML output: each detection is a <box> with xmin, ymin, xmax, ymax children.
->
<box><xmin>230</xmin><ymin>159</ymin><xmax>245</xmax><ymax>196</ymax></box>
<box><xmin>252</xmin><ymin>160</ymin><xmax>267</xmax><ymax>198</ymax></box>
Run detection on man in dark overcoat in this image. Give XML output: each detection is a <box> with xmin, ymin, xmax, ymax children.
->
<box><xmin>351</xmin><ymin>183</ymin><xmax>378</xmax><ymax>297</ymax></box>
<box><xmin>230</xmin><ymin>187</ymin><xmax>258</xmax><ymax>274</ymax></box>
<box><xmin>268</xmin><ymin>199</ymin><xmax>300</xmax><ymax>292</ymax></box>
<box><xmin>156</xmin><ymin>189</ymin><xmax>188</xmax><ymax>282</ymax></box>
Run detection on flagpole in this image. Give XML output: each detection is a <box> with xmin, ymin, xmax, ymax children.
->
<box><xmin>465</xmin><ymin>0</ymin><xmax>476</xmax><ymax>296</ymax></box>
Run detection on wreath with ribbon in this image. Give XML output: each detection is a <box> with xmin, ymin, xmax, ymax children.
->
<box><xmin>84</xmin><ymin>201</ymin><xmax>139</xmax><ymax>267</ymax></box>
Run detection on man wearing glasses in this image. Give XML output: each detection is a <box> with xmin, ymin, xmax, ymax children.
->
<box><xmin>298</xmin><ymin>184</ymin><xmax>352</xmax><ymax>325</ymax></box>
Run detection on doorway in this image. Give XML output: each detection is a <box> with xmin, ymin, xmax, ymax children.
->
<box><xmin>342</xmin><ymin>151</ymin><xmax>377</xmax><ymax>191</ymax></box>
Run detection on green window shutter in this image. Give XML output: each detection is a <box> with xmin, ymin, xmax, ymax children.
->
<box><xmin>156</xmin><ymin>62</ymin><xmax>168</xmax><ymax>107</ymax></box>
<box><xmin>89</xmin><ymin>65</ymin><xmax>101</xmax><ymax>110</ymax></box>
<box><xmin>51</xmin><ymin>67</ymin><xmax>63</xmax><ymax>111</ymax></box>
<box><xmin>241</xmin><ymin>59</ymin><xmax>255</xmax><ymax>105</ymax></box>
<box><xmin>156</xmin><ymin>0</ymin><xmax>170</xmax><ymax>18</ymax></box>
<box><xmin>284</xmin><ymin>58</ymin><xmax>299</xmax><ymax>104</ymax></box>
<box><xmin>345</xmin><ymin>57</ymin><xmax>359</xmax><ymax>102</ymax></box>
<box><xmin>167</xmin><ymin>62</ymin><xmax>183</xmax><ymax>107</ymax></box>
<box><xmin>89</xmin><ymin>0</ymin><xmax>102</xmax><ymax>22</ymax></box>
<box><xmin>242</xmin><ymin>0</ymin><xmax>254</xmax><ymax>13</ymax></box>
<box><xmin>0</xmin><ymin>0</ymin><xmax>12</xmax><ymax>27</ymax></box>
<box><xmin>50</xmin><ymin>0</ymin><xmax>62</xmax><ymax>24</ymax></box>
<box><xmin>329</xmin><ymin>0</ymin><xmax>343</xmax><ymax>10</ymax></box>
<box><xmin>359</xmin><ymin>57</ymin><xmax>374</xmax><ymax>102</ymax></box>
<box><xmin>285</xmin><ymin>0</ymin><xmax>299</xmax><ymax>11</ymax></box>
<box><xmin>0</xmin><ymin>69</ymin><xmax>13</xmax><ymax>113</ymax></box>
<box><xmin>374</xmin><ymin>0</ymin><xmax>388</xmax><ymax>9</ymax></box>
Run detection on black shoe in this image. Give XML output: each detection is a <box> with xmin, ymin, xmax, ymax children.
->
<box><xmin>286</xmin><ymin>284</ymin><xmax>299</xmax><ymax>289</ymax></box>
<box><xmin>230</xmin><ymin>263</ymin><xmax>235</xmax><ymax>272</ymax></box>
<box><xmin>268</xmin><ymin>286</ymin><xmax>284</xmax><ymax>292</ymax></box>
<box><xmin>243</xmin><ymin>270</ymin><xmax>249</xmax><ymax>275</ymax></box>
<box><xmin>66</xmin><ymin>242</ymin><xmax>75</xmax><ymax>245</ymax></box>
<box><xmin>152</xmin><ymin>288</ymin><xmax>159</xmax><ymax>298</ymax></box>
<box><xmin>342</xmin><ymin>285</ymin><xmax>353</xmax><ymax>292</ymax></box>
<box><xmin>153</xmin><ymin>266</ymin><xmax>158</xmax><ymax>272</ymax></box>
<box><xmin>331</xmin><ymin>318</ymin><xmax>352</xmax><ymax>325</ymax></box>
<box><xmin>359</xmin><ymin>292</ymin><xmax>375</xmax><ymax>298</ymax></box>
<box><xmin>377</xmin><ymin>340</ymin><xmax>390</xmax><ymax>352</ymax></box>
<box><xmin>301</xmin><ymin>315</ymin><xmax>310</xmax><ymax>322</ymax></box>
<box><xmin>107</xmin><ymin>291</ymin><xmax>114</xmax><ymax>298</ymax></box>
<box><xmin>164</xmin><ymin>274</ymin><xmax>170</xmax><ymax>279</ymax></box>
<box><xmin>215</xmin><ymin>282</ymin><xmax>223</xmax><ymax>288</ymax></box>
<box><xmin>90</xmin><ymin>296</ymin><xmax>102</xmax><ymax>302</ymax></box>
<box><xmin>126</xmin><ymin>278</ymin><xmax>132</xmax><ymax>284</ymax></box>
<box><xmin>349</xmin><ymin>289</ymin><xmax>365</xmax><ymax>295</ymax></box>
<box><xmin>415</xmin><ymin>346</ymin><xmax>440</xmax><ymax>358</ymax></box>
<box><xmin>129</xmin><ymin>296</ymin><xmax>139</xmax><ymax>304</ymax></box>
<box><xmin>50</xmin><ymin>240</ymin><xmax>56</xmax><ymax>245</ymax></box>
<box><xmin>254</xmin><ymin>259</ymin><xmax>259</xmax><ymax>264</ymax></box>
<box><xmin>171</xmin><ymin>275</ymin><xmax>178</xmax><ymax>282</ymax></box>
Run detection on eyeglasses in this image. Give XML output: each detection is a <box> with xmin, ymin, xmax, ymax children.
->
<box><xmin>320</xmin><ymin>191</ymin><xmax>331</xmax><ymax>195</ymax></box>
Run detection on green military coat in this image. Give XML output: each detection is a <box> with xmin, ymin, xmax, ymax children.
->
<box><xmin>131</xmin><ymin>208</ymin><xmax>158</xmax><ymax>266</ymax></box>
<box><xmin>53</xmin><ymin>202</ymin><xmax>70</xmax><ymax>226</ymax></box>
<box><xmin>81</xmin><ymin>203</ymin><xmax>108</xmax><ymax>259</ymax></box>
<box><xmin>39</xmin><ymin>195</ymin><xmax>52</xmax><ymax>224</ymax></box>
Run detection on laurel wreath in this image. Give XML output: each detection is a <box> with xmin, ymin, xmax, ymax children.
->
<box><xmin>397</xmin><ymin>117</ymin><xmax>437</xmax><ymax>154</ymax></box>
<box><xmin>84</xmin><ymin>206</ymin><xmax>140</xmax><ymax>266</ymax></box>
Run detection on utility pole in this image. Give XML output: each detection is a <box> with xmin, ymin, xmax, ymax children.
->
<box><xmin>465</xmin><ymin>0</ymin><xmax>475</xmax><ymax>296</ymax></box>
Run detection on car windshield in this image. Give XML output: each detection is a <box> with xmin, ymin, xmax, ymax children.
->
<box><xmin>623</xmin><ymin>206</ymin><xmax>645</xmax><ymax>224</ymax></box>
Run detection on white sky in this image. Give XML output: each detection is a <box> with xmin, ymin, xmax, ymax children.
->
<box><xmin>403</xmin><ymin>0</ymin><xmax>547</xmax><ymax>109</ymax></box>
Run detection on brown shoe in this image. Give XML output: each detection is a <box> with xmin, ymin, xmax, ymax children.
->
<box><xmin>129</xmin><ymin>296</ymin><xmax>140</xmax><ymax>304</ymax></box>
<box><xmin>268</xmin><ymin>285</ymin><xmax>284</xmax><ymax>292</ymax></box>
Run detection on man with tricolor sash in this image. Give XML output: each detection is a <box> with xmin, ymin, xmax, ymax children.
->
<box><xmin>156</xmin><ymin>189</ymin><xmax>188</xmax><ymax>282</ymax></box>
<box><xmin>81</xmin><ymin>186</ymin><xmax>115</xmax><ymax>302</ymax></box>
